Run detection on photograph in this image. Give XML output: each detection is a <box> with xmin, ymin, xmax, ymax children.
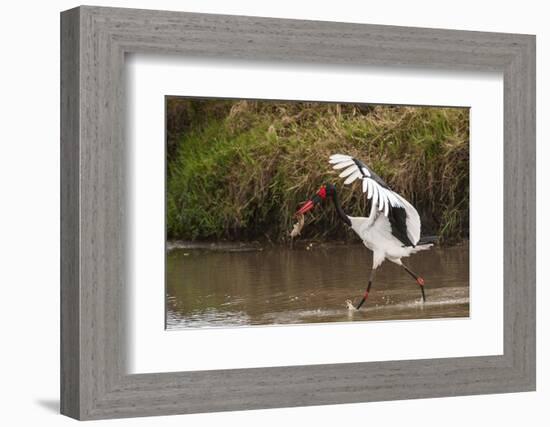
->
<box><xmin>165</xmin><ymin>98</ymin><xmax>470</xmax><ymax>329</ymax></box>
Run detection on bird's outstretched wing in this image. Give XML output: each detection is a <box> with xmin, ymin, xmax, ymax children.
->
<box><xmin>329</xmin><ymin>154</ymin><xmax>421</xmax><ymax>246</ymax></box>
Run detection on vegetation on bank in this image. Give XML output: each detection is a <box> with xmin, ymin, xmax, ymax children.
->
<box><xmin>166</xmin><ymin>99</ymin><xmax>469</xmax><ymax>244</ymax></box>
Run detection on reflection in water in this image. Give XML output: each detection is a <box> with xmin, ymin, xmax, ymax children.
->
<box><xmin>166</xmin><ymin>243</ymin><xmax>469</xmax><ymax>329</ymax></box>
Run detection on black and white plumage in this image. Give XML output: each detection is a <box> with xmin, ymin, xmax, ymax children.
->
<box><xmin>296</xmin><ymin>154</ymin><xmax>436</xmax><ymax>310</ymax></box>
<box><xmin>329</xmin><ymin>153</ymin><xmax>423</xmax><ymax>255</ymax></box>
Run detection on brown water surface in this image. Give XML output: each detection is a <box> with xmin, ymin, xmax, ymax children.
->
<box><xmin>166</xmin><ymin>243</ymin><xmax>469</xmax><ymax>329</ymax></box>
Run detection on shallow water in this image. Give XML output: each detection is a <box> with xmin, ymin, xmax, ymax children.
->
<box><xmin>166</xmin><ymin>243</ymin><xmax>469</xmax><ymax>329</ymax></box>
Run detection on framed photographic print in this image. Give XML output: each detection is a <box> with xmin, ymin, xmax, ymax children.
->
<box><xmin>60</xmin><ymin>5</ymin><xmax>535</xmax><ymax>420</ymax></box>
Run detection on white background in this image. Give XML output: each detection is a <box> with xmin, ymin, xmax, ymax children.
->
<box><xmin>0</xmin><ymin>0</ymin><xmax>546</xmax><ymax>426</ymax></box>
<box><xmin>128</xmin><ymin>57</ymin><xmax>503</xmax><ymax>373</ymax></box>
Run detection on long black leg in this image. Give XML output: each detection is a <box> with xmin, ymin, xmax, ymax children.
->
<box><xmin>356</xmin><ymin>268</ymin><xmax>376</xmax><ymax>310</ymax></box>
<box><xmin>402</xmin><ymin>263</ymin><xmax>426</xmax><ymax>302</ymax></box>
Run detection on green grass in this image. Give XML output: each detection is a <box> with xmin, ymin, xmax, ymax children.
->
<box><xmin>167</xmin><ymin>100</ymin><xmax>469</xmax><ymax>244</ymax></box>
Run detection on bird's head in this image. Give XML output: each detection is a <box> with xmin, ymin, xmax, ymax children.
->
<box><xmin>295</xmin><ymin>184</ymin><xmax>336</xmax><ymax>216</ymax></box>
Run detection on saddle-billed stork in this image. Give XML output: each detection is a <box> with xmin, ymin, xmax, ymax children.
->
<box><xmin>295</xmin><ymin>154</ymin><xmax>436</xmax><ymax>310</ymax></box>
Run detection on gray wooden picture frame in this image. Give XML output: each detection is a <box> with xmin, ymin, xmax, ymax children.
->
<box><xmin>60</xmin><ymin>5</ymin><xmax>536</xmax><ymax>420</ymax></box>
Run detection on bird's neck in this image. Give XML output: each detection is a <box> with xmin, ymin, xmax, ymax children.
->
<box><xmin>330</xmin><ymin>189</ymin><xmax>352</xmax><ymax>227</ymax></box>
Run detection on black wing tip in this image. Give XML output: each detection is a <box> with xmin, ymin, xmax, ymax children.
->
<box><xmin>351</xmin><ymin>157</ymin><xmax>390</xmax><ymax>189</ymax></box>
<box><xmin>388</xmin><ymin>206</ymin><xmax>415</xmax><ymax>247</ymax></box>
<box><xmin>351</xmin><ymin>158</ymin><xmax>368</xmax><ymax>178</ymax></box>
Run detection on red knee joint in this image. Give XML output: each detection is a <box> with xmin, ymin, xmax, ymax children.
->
<box><xmin>417</xmin><ymin>277</ymin><xmax>425</xmax><ymax>286</ymax></box>
<box><xmin>363</xmin><ymin>290</ymin><xmax>369</xmax><ymax>299</ymax></box>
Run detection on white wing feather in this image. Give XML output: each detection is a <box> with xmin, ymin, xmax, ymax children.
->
<box><xmin>332</xmin><ymin>159</ymin><xmax>355</xmax><ymax>169</ymax></box>
<box><xmin>329</xmin><ymin>153</ymin><xmax>421</xmax><ymax>245</ymax></box>
<box><xmin>344</xmin><ymin>170</ymin><xmax>362</xmax><ymax>184</ymax></box>
<box><xmin>378</xmin><ymin>187</ymin><xmax>388</xmax><ymax>211</ymax></box>
<box><xmin>339</xmin><ymin>165</ymin><xmax>357</xmax><ymax>178</ymax></box>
